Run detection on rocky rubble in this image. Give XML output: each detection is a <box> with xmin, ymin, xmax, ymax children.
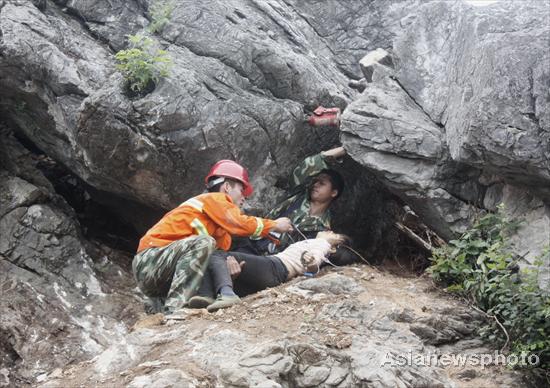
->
<box><xmin>40</xmin><ymin>268</ymin><xmax>528</xmax><ymax>388</ymax></box>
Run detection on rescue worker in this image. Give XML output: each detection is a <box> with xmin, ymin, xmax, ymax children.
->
<box><xmin>132</xmin><ymin>160</ymin><xmax>293</xmax><ymax>314</ymax></box>
<box><xmin>234</xmin><ymin>146</ymin><xmax>346</xmax><ymax>255</ymax></box>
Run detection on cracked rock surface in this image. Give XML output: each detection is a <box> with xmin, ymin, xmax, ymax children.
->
<box><xmin>0</xmin><ymin>0</ymin><xmax>549</xmax><ymax>386</ymax></box>
<box><xmin>39</xmin><ymin>269</ymin><xmax>527</xmax><ymax>388</ymax></box>
<box><xmin>0</xmin><ymin>131</ymin><xmax>143</xmax><ymax>386</ymax></box>
<box><xmin>340</xmin><ymin>0</ymin><xmax>550</xmax><ymax>264</ymax></box>
<box><xmin>1</xmin><ymin>0</ymin><xmax>547</xmax><ymax>256</ymax></box>
<box><xmin>0</xmin><ymin>0</ymin><xmax>398</xmax><ymax>251</ymax></box>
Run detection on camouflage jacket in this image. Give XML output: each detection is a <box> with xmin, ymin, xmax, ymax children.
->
<box><xmin>265</xmin><ymin>153</ymin><xmax>331</xmax><ymax>251</ymax></box>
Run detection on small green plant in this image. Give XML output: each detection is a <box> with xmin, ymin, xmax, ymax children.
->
<box><xmin>147</xmin><ymin>0</ymin><xmax>175</xmax><ymax>34</ymax></box>
<box><xmin>428</xmin><ymin>205</ymin><xmax>519</xmax><ymax>286</ymax></box>
<box><xmin>115</xmin><ymin>34</ymin><xmax>172</xmax><ymax>94</ymax></box>
<box><xmin>428</xmin><ymin>206</ymin><xmax>550</xmax><ymax>372</ymax></box>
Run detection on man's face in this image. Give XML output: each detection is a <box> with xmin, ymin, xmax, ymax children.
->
<box><xmin>310</xmin><ymin>173</ymin><xmax>337</xmax><ymax>203</ymax></box>
<box><xmin>224</xmin><ymin>181</ymin><xmax>245</xmax><ymax>208</ymax></box>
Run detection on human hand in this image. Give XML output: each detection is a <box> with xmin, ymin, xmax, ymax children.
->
<box><xmin>301</xmin><ymin>251</ymin><xmax>315</xmax><ymax>266</ymax></box>
<box><xmin>317</xmin><ymin>230</ymin><xmax>344</xmax><ymax>246</ymax></box>
<box><xmin>273</xmin><ymin>217</ymin><xmax>293</xmax><ymax>233</ymax></box>
<box><xmin>321</xmin><ymin>146</ymin><xmax>346</xmax><ymax>159</ymax></box>
<box><xmin>226</xmin><ymin>255</ymin><xmax>245</xmax><ymax>280</ymax></box>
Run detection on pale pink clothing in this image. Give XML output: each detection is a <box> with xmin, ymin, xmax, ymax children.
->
<box><xmin>276</xmin><ymin>239</ymin><xmax>331</xmax><ymax>279</ymax></box>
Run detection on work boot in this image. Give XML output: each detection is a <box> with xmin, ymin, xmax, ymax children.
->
<box><xmin>188</xmin><ymin>295</ymin><xmax>215</xmax><ymax>309</ymax></box>
<box><xmin>206</xmin><ymin>294</ymin><xmax>241</xmax><ymax>313</ymax></box>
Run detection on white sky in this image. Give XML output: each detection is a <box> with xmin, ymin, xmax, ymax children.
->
<box><xmin>464</xmin><ymin>0</ymin><xmax>500</xmax><ymax>6</ymax></box>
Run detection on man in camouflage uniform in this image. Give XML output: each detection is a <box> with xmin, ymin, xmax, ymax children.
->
<box><xmin>236</xmin><ymin>146</ymin><xmax>346</xmax><ymax>255</ymax></box>
<box><xmin>133</xmin><ymin>235</ymin><xmax>215</xmax><ymax>313</ymax></box>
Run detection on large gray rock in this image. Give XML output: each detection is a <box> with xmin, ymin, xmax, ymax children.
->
<box><xmin>0</xmin><ymin>0</ymin><xmax>351</xmax><ymax>216</ymax></box>
<box><xmin>341</xmin><ymin>0</ymin><xmax>550</xmax><ymax>256</ymax></box>
<box><xmin>342</xmin><ymin>75</ymin><xmax>477</xmax><ymax>239</ymax></box>
<box><xmin>0</xmin><ymin>133</ymin><xmax>141</xmax><ymax>386</ymax></box>
<box><xmin>395</xmin><ymin>1</ymin><xmax>550</xmax><ymax>190</ymax></box>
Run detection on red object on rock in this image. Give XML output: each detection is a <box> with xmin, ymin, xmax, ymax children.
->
<box><xmin>306</xmin><ymin>107</ymin><xmax>341</xmax><ymax>128</ymax></box>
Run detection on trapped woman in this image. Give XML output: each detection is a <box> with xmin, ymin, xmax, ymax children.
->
<box><xmin>190</xmin><ymin>231</ymin><xmax>356</xmax><ymax>312</ymax></box>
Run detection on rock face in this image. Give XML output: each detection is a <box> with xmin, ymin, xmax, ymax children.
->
<box><xmin>0</xmin><ymin>131</ymin><xmax>142</xmax><ymax>386</ymax></box>
<box><xmin>394</xmin><ymin>1</ymin><xmax>549</xmax><ymax>187</ymax></box>
<box><xmin>1</xmin><ymin>0</ymin><xmax>549</xmax><ymax>385</ymax></box>
<box><xmin>1</xmin><ymin>0</ymin><xmax>546</xmax><ymax>253</ymax></box>
<box><xmin>0</xmin><ymin>0</ymin><xmax>348</xmax><ymax>212</ymax></box>
<box><xmin>0</xmin><ymin>1</ymin><xmax>403</xmax><ymax>384</ymax></box>
<box><xmin>0</xmin><ymin>0</ymin><xmax>401</xmax><ymax>248</ymax></box>
<box><xmin>341</xmin><ymin>0</ymin><xmax>550</xmax><ymax>264</ymax></box>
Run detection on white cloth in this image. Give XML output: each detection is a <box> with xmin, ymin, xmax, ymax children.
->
<box><xmin>275</xmin><ymin>238</ymin><xmax>331</xmax><ymax>279</ymax></box>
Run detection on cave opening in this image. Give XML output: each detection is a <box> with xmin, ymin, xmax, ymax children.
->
<box><xmin>4</xmin><ymin>123</ymin><xmax>143</xmax><ymax>254</ymax></box>
<box><xmin>320</xmin><ymin>156</ymin><xmax>434</xmax><ymax>275</ymax></box>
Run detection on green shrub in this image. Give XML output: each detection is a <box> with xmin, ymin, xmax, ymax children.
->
<box><xmin>428</xmin><ymin>206</ymin><xmax>550</xmax><ymax>372</ymax></box>
<box><xmin>148</xmin><ymin>0</ymin><xmax>175</xmax><ymax>34</ymax></box>
<box><xmin>428</xmin><ymin>205</ymin><xmax>519</xmax><ymax>286</ymax></box>
<box><xmin>115</xmin><ymin>34</ymin><xmax>172</xmax><ymax>94</ymax></box>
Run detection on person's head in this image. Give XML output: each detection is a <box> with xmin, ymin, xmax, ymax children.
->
<box><xmin>316</xmin><ymin>230</ymin><xmax>348</xmax><ymax>247</ymax></box>
<box><xmin>207</xmin><ymin>177</ymin><xmax>246</xmax><ymax>207</ymax></box>
<box><xmin>327</xmin><ymin>245</ymin><xmax>358</xmax><ymax>266</ymax></box>
<box><xmin>309</xmin><ymin>169</ymin><xmax>344</xmax><ymax>204</ymax></box>
<box><xmin>205</xmin><ymin>160</ymin><xmax>253</xmax><ymax>207</ymax></box>
<box><xmin>317</xmin><ymin>232</ymin><xmax>357</xmax><ymax>266</ymax></box>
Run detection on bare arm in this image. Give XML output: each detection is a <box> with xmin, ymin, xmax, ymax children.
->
<box><xmin>321</xmin><ymin>146</ymin><xmax>346</xmax><ymax>159</ymax></box>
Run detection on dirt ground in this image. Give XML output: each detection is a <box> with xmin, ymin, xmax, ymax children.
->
<box><xmin>41</xmin><ymin>263</ymin><xmax>533</xmax><ymax>388</ymax></box>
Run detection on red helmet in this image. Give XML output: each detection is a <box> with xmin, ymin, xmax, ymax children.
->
<box><xmin>205</xmin><ymin>160</ymin><xmax>253</xmax><ymax>197</ymax></box>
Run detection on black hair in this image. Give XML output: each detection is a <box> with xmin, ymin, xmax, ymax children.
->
<box><xmin>207</xmin><ymin>177</ymin><xmax>240</xmax><ymax>193</ymax></box>
<box><xmin>326</xmin><ymin>236</ymin><xmax>357</xmax><ymax>266</ymax></box>
<box><xmin>327</xmin><ymin>247</ymin><xmax>357</xmax><ymax>266</ymax></box>
<box><xmin>317</xmin><ymin>169</ymin><xmax>344</xmax><ymax>199</ymax></box>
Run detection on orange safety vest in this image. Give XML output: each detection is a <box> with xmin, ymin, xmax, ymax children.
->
<box><xmin>137</xmin><ymin>192</ymin><xmax>276</xmax><ymax>253</ymax></box>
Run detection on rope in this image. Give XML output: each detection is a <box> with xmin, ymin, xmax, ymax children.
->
<box><xmin>341</xmin><ymin>244</ymin><xmax>372</xmax><ymax>266</ymax></box>
<box><xmin>291</xmin><ymin>222</ymin><xmax>308</xmax><ymax>240</ymax></box>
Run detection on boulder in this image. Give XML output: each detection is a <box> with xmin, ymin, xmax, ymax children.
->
<box><xmin>0</xmin><ymin>0</ymin><xmax>351</xmax><ymax>217</ymax></box>
<box><xmin>0</xmin><ymin>133</ymin><xmax>142</xmax><ymax>385</ymax></box>
<box><xmin>359</xmin><ymin>48</ymin><xmax>394</xmax><ymax>82</ymax></box>
<box><xmin>341</xmin><ymin>0</ymin><xmax>550</xmax><ymax>256</ymax></box>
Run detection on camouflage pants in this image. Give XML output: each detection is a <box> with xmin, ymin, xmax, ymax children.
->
<box><xmin>132</xmin><ymin>235</ymin><xmax>216</xmax><ymax>312</ymax></box>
